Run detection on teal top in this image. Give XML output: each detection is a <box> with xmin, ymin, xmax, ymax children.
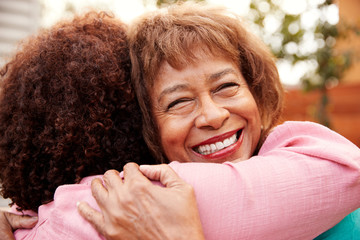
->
<box><xmin>314</xmin><ymin>208</ymin><xmax>360</xmax><ymax>240</ymax></box>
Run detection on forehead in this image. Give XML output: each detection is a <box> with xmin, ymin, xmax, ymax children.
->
<box><xmin>157</xmin><ymin>47</ymin><xmax>238</xmax><ymax>78</ymax></box>
<box><xmin>151</xmin><ymin>45</ymin><xmax>231</xmax><ymax>78</ymax></box>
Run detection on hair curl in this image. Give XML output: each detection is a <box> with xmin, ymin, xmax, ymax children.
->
<box><xmin>0</xmin><ymin>11</ymin><xmax>156</xmax><ymax>212</ymax></box>
<box><xmin>129</xmin><ymin>2</ymin><xmax>284</xmax><ymax>162</ymax></box>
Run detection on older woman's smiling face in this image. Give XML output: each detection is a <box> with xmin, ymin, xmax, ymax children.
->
<box><xmin>150</xmin><ymin>53</ymin><xmax>261</xmax><ymax>163</ymax></box>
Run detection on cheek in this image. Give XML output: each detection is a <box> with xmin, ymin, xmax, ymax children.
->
<box><xmin>159</xmin><ymin>125</ymin><xmax>178</xmax><ymax>146</ymax></box>
<box><xmin>157</xmin><ymin>116</ymin><xmax>189</xmax><ymax>155</ymax></box>
<box><xmin>232</xmin><ymin>94</ymin><xmax>261</xmax><ymax>139</ymax></box>
<box><xmin>244</xmin><ymin>93</ymin><xmax>260</xmax><ymax>121</ymax></box>
<box><xmin>247</xmin><ymin>101</ymin><xmax>262</xmax><ymax>147</ymax></box>
<box><xmin>231</xmin><ymin>94</ymin><xmax>260</xmax><ymax>121</ymax></box>
<box><xmin>247</xmin><ymin>101</ymin><xmax>262</xmax><ymax>138</ymax></box>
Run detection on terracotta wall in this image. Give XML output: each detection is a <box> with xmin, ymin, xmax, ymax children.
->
<box><xmin>281</xmin><ymin>83</ymin><xmax>360</xmax><ymax>147</ymax></box>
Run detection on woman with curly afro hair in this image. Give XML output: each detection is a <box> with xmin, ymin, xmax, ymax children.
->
<box><xmin>0</xmin><ymin>11</ymin><xmax>156</xmax><ymax>214</ymax></box>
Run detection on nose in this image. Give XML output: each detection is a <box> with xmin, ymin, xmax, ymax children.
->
<box><xmin>195</xmin><ymin>96</ymin><xmax>230</xmax><ymax>130</ymax></box>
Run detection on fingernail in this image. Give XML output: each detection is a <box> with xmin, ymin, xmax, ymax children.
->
<box><xmin>139</xmin><ymin>165</ymin><xmax>150</xmax><ymax>170</ymax></box>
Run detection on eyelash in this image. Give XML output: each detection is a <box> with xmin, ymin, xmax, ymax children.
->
<box><xmin>215</xmin><ymin>82</ymin><xmax>239</xmax><ymax>92</ymax></box>
<box><xmin>166</xmin><ymin>98</ymin><xmax>191</xmax><ymax>111</ymax></box>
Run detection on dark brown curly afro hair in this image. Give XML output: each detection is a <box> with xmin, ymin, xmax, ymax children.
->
<box><xmin>0</xmin><ymin>11</ymin><xmax>156</xmax><ymax>213</ymax></box>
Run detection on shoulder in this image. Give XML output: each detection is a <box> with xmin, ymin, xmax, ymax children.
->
<box><xmin>269</xmin><ymin>121</ymin><xmax>338</xmax><ymax>139</ymax></box>
<box><xmin>15</xmin><ymin>175</ymin><xmax>104</xmax><ymax>240</ymax></box>
<box><xmin>259</xmin><ymin>121</ymin><xmax>360</xmax><ymax>160</ymax></box>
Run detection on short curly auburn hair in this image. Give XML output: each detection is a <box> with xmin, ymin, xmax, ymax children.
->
<box><xmin>0</xmin><ymin>11</ymin><xmax>156</xmax><ymax>212</ymax></box>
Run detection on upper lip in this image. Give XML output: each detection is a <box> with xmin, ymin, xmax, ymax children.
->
<box><xmin>191</xmin><ymin>128</ymin><xmax>242</xmax><ymax>148</ymax></box>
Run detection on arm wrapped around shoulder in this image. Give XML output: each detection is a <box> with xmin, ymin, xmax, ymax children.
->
<box><xmin>170</xmin><ymin>121</ymin><xmax>360</xmax><ymax>240</ymax></box>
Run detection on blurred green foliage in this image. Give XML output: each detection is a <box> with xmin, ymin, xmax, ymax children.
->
<box><xmin>248</xmin><ymin>0</ymin><xmax>358</xmax><ymax>127</ymax></box>
<box><xmin>249</xmin><ymin>0</ymin><xmax>353</xmax><ymax>90</ymax></box>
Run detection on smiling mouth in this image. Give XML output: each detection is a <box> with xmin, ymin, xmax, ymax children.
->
<box><xmin>193</xmin><ymin>130</ymin><xmax>242</xmax><ymax>155</ymax></box>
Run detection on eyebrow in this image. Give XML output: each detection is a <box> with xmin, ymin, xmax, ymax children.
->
<box><xmin>208</xmin><ymin>68</ymin><xmax>237</xmax><ymax>82</ymax></box>
<box><xmin>157</xmin><ymin>84</ymin><xmax>189</xmax><ymax>102</ymax></box>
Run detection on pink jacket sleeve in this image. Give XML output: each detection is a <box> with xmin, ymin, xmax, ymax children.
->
<box><xmin>169</xmin><ymin>121</ymin><xmax>360</xmax><ymax>239</ymax></box>
<box><xmin>14</xmin><ymin>121</ymin><xmax>360</xmax><ymax>240</ymax></box>
<box><xmin>14</xmin><ymin>177</ymin><xmax>105</xmax><ymax>240</ymax></box>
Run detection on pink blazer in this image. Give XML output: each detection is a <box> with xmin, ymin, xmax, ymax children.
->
<box><xmin>14</xmin><ymin>121</ymin><xmax>360</xmax><ymax>239</ymax></box>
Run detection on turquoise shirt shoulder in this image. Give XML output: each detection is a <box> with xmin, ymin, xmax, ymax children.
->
<box><xmin>314</xmin><ymin>208</ymin><xmax>360</xmax><ymax>240</ymax></box>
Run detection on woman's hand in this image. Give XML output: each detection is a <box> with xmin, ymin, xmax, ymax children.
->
<box><xmin>0</xmin><ymin>211</ymin><xmax>38</xmax><ymax>240</ymax></box>
<box><xmin>77</xmin><ymin>163</ymin><xmax>204</xmax><ymax>240</ymax></box>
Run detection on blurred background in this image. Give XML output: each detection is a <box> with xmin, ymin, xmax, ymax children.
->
<box><xmin>0</xmin><ymin>0</ymin><xmax>359</xmax><ymax>209</ymax></box>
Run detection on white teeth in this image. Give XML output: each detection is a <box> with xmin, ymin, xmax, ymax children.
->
<box><xmin>215</xmin><ymin>142</ymin><xmax>224</xmax><ymax>150</ymax></box>
<box><xmin>223</xmin><ymin>139</ymin><xmax>231</xmax><ymax>147</ymax></box>
<box><xmin>195</xmin><ymin>132</ymin><xmax>238</xmax><ymax>155</ymax></box>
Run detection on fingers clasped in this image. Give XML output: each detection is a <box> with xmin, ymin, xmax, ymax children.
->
<box><xmin>78</xmin><ymin>162</ymin><xmax>204</xmax><ymax>240</ymax></box>
<box><xmin>78</xmin><ymin>163</ymin><xmax>155</xmax><ymax>239</ymax></box>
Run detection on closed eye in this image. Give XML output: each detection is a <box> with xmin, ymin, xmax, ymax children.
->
<box><xmin>215</xmin><ymin>82</ymin><xmax>239</xmax><ymax>92</ymax></box>
<box><xmin>166</xmin><ymin>98</ymin><xmax>192</xmax><ymax>111</ymax></box>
